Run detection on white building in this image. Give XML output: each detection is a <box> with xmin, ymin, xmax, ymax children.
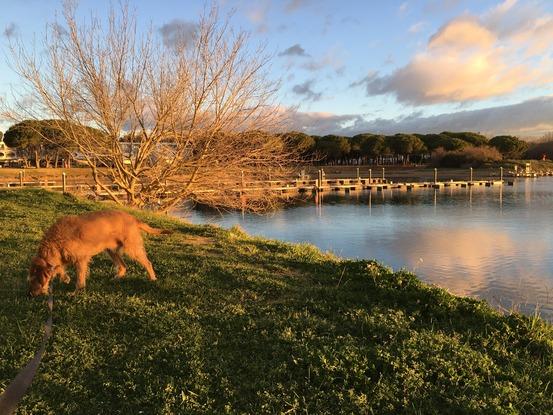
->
<box><xmin>0</xmin><ymin>139</ymin><xmax>19</xmax><ymax>166</ymax></box>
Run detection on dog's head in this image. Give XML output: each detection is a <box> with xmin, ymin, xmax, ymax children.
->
<box><xmin>28</xmin><ymin>257</ymin><xmax>55</xmax><ymax>297</ymax></box>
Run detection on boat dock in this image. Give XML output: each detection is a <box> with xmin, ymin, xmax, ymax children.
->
<box><xmin>236</xmin><ymin>177</ymin><xmax>506</xmax><ymax>195</ymax></box>
<box><xmin>0</xmin><ymin>167</ymin><xmax>525</xmax><ymax>199</ymax></box>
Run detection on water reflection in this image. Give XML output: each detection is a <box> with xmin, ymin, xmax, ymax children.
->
<box><xmin>394</xmin><ymin>226</ymin><xmax>552</xmax><ymax>316</ymax></box>
<box><xmin>180</xmin><ymin>178</ymin><xmax>553</xmax><ymax>320</ymax></box>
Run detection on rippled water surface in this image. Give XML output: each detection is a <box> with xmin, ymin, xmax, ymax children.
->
<box><xmin>180</xmin><ymin>178</ymin><xmax>553</xmax><ymax>320</ymax></box>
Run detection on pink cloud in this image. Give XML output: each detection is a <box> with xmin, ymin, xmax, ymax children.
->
<box><xmin>428</xmin><ymin>18</ymin><xmax>495</xmax><ymax>49</ymax></box>
<box><xmin>354</xmin><ymin>2</ymin><xmax>553</xmax><ymax>105</ymax></box>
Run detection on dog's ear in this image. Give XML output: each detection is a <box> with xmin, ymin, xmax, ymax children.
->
<box><xmin>32</xmin><ymin>257</ymin><xmax>48</xmax><ymax>268</ymax></box>
<box><xmin>30</xmin><ymin>257</ymin><xmax>55</xmax><ymax>273</ymax></box>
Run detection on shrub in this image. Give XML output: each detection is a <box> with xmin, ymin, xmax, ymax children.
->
<box><xmin>489</xmin><ymin>135</ymin><xmax>529</xmax><ymax>159</ymax></box>
<box><xmin>432</xmin><ymin>146</ymin><xmax>502</xmax><ymax>167</ymax></box>
<box><xmin>525</xmin><ymin>139</ymin><xmax>553</xmax><ymax>160</ymax></box>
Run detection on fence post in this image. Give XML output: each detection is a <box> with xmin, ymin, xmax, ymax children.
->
<box><xmin>62</xmin><ymin>172</ymin><xmax>67</xmax><ymax>194</ymax></box>
<box><xmin>319</xmin><ymin>169</ymin><xmax>323</xmax><ymax>190</ymax></box>
<box><xmin>19</xmin><ymin>171</ymin><xmax>23</xmax><ymax>187</ymax></box>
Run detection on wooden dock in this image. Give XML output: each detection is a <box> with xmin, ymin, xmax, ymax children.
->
<box><xmin>0</xmin><ymin>173</ymin><xmax>508</xmax><ymax>200</ymax></box>
<box><xmin>212</xmin><ymin>174</ymin><xmax>506</xmax><ymax>195</ymax></box>
<box><xmin>250</xmin><ymin>178</ymin><xmax>505</xmax><ymax>194</ymax></box>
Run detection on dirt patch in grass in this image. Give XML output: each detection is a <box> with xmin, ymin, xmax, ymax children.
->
<box><xmin>178</xmin><ymin>235</ymin><xmax>213</xmax><ymax>245</ymax></box>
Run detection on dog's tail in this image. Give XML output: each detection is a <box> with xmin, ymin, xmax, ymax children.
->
<box><xmin>137</xmin><ymin>221</ymin><xmax>172</xmax><ymax>235</ymax></box>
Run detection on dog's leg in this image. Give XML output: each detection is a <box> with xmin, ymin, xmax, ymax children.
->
<box><xmin>75</xmin><ymin>257</ymin><xmax>91</xmax><ymax>291</ymax></box>
<box><xmin>125</xmin><ymin>246</ymin><xmax>157</xmax><ymax>281</ymax></box>
<box><xmin>58</xmin><ymin>266</ymin><xmax>70</xmax><ymax>284</ymax></box>
<box><xmin>107</xmin><ymin>249</ymin><xmax>127</xmax><ymax>278</ymax></box>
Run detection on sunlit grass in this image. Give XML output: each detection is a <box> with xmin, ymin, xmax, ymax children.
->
<box><xmin>0</xmin><ymin>189</ymin><xmax>552</xmax><ymax>414</ymax></box>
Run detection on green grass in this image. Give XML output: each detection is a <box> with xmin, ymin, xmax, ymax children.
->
<box><xmin>1</xmin><ymin>189</ymin><xmax>552</xmax><ymax>414</ymax></box>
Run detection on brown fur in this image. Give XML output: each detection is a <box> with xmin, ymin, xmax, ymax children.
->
<box><xmin>28</xmin><ymin>210</ymin><xmax>171</xmax><ymax>296</ymax></box>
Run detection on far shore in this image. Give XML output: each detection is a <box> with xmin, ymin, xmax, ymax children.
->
<box><xmin>2</xmin><ymin>160</ymin><xmax>553</xmax><ymax>186</ymax></box>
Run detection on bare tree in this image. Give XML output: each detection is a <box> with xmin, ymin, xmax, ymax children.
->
<box><xmin>6</xmin><ymin>2</ymin><xmax>297</xmax><ymax>211</ymax></box>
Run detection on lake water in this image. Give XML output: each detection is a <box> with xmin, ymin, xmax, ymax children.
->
<box><xmin>180</xmin><ymin>178</ymin><xmax>553</xmax><ymax>321</ymax></box>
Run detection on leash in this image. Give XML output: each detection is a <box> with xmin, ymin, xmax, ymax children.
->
<box><xmin>0</xmin><ymin>286</ymin><xmax>54</xmax><ymax>415</ymax></box>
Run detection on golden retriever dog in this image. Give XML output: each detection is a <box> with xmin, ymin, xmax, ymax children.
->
<box><xmin>28</xmin><ymin>210</ymin><xmax>170</xmax><ymax>296</ymax></box>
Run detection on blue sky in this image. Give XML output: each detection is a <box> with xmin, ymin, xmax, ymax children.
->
<box><xmin>2</xmin><ymin>0</ymin><xmax>553</xmax><ymax>137</ymax></box>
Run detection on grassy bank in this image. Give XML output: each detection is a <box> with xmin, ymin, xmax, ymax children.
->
<box><xmin>0</xmin><ymin>190</ymin><xmax>552</xmax><ymax>414</ymax></box>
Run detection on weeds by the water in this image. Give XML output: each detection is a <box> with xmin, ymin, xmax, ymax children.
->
<box><xmin>0</xmin><ymin>189</ymin><xmax>552</xmax><ymax>414</ymax></box>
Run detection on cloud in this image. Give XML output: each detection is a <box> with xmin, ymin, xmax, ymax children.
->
<box><xmin>292</xmin><ymin>80</ymin><xmax>323</xmax><ymax>102</ymax></box>
<box><xmin>428</xmin><ymin>17</ymin><xmax>495</xmax><ymax>48</ymax></box>
<box><xmin>282</xmin><ymin>110</ymin><xmax>363</xmax><ymax>135</ymax></box>
<box><xmin>484</xmin><ymin>0</ymin><xmax>535</xmax><ymax>37</ymax></box>
<box><xmin>282</xmin><ymin>96</ymin><xmax>553</xmax><ymax>137</ymax></box>
<box><xmin>322</xmin><ymin>14</ymin><xmax>333</xmax><ymax>35</ymax></box>
<box><xmin>486</xmin><ymin>1</ymin><xmax>553</xmax><ymax>55</ymax></box>
<box><xmin>246</xmin><ymin>0</ymin><xmax>271</xmax><ymax>32</ymax></box>
<box><xmin>490</xmin><ymin>0</ymin><xmax>518</xmax><ymax>16</ymax></box>
<box><xmin>354</xmin><ymin>2</ymin><xmax>553</xmax><ymax>105</ymax></box>
<box><xmin>284</xmin><ymin>0</ymin><xmax>310</xmax><ymax>13</ymax></box>
<box><xmin>301</xmin><ymin>47</ymin><xmax>345</xmax><ymax>74</ymax></box>
<box><xmin>3</xmin><ymin>22</ymin><xmax>17</xmax><ymax>39</ymax></box>
<box><xmin>159</xmin><ymin>20</ymin><xmax>198</xmax><ymax>50</ymax></box>
<box><xmin>408</xmin><ymin>21</ymin><xmax>426</xmax><ymax>33</ymax></box>
<box><xmin>278</xmin><ymin>44</ymin><xmax>309</xmax><ymax>57</ymax></box>
<box><xmin>349</xmin><ymin>71</ymin><xmax>378</xmax><ymax>89</ymax></box>
<box><xmin>399</xmin><ymin>2</ymin><xmax>408</xmax><ymax>14</ymax></box>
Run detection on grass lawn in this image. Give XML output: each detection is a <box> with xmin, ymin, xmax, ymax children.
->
<box><xmin>0</xmin><ymin>189</ymin><xmax>552</xmax><ymax>414</ymax></box>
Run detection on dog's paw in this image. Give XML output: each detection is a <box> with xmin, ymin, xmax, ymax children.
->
<box><xmin>114</xmin><ymin>267</ymin><xmax>127</xmax><ymax>279</ymax></box>
<box><xmin>70</xmin><ymin>287</ymin><xmax>85</xmax><ymax>296</ymax></box>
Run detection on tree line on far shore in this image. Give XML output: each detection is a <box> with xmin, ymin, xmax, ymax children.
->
<box><xmin>1</xmin><ymin>120</ymin><xmax>100</xmax><ymax>168</ymax></box>
<box><xmin>281</xmin><ymin>131</ymin><xmax>541</xmax><ymax>167</ymax></box>
<box><xmin>1</xmin><ymin>119</ymin><xmax>550</xmax><ymax>168</ymax></box>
